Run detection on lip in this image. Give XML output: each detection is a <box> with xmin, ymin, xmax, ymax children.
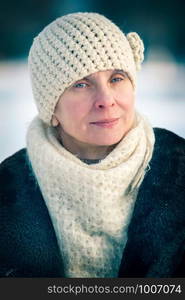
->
<box><xmin>90</xmin><ymin>118</ymin><xmax>119</xmax><ymax>128</ymax></box>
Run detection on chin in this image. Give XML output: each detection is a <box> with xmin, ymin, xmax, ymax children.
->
<box><xmin>88</xmin><ymin>134</ymin><xmax>125</xmax><ymax>147</ymax></box>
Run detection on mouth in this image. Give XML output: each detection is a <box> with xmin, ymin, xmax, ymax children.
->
<box><xmin>90</xmin><ymin>118</ymin><xmax>119</xmax><ymax>128</ymax></box>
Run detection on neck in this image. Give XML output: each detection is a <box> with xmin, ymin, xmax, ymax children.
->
<box><xmin>57</xmin><ymin>128</ymin><xmax>116</xmax><ymax>160</ymax></box>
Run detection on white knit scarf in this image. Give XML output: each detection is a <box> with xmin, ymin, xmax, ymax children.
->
<box><xmin>26</xmin><ymin>112</ymin><xmax>155</xmax><ymax>278</ymax></box>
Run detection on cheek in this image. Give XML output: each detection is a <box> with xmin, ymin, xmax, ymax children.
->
<box><xmin>117</xmin><ymin>91</ymin><xmax>135</xmax><ymax>111</ymax></box>
<box><xmin>74</xmin><ymin>103</ymin><xmax>90</xmax><ymax>116</ymax></box>
<box><xmin>59</xmin><ymin>100</ymin><xmax>90</xmax><ymax>123</ymax></box>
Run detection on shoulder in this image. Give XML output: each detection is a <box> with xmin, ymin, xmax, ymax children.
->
<box><xmin>0</xmin><ymin>148</ymin><xmax>30</xmax><ymax>181</ymax></box>
<box><xmin>150</xmin><ymin>128</ymin><xmax>185</xmax><ymax>189</ymax></box>
<box><xmin>0</xmin><ymin>148</ymin><xmax>28</xmax><ymax>169</ymax></box>
<box><xmin>153</xmin><ymin>127</ymin><xmax>185</xmax><ymax>150</ymax></box>
<box><xmin>153</xmin><ymin>127</ymin><xmax>185</xmax><ymax>159</ymax></box>
<box><xmin>0</xmin><ymin>148</ymin><xmax>37</xmax><ymax>199</ymax></box>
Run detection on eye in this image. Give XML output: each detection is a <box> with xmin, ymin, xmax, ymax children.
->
<box><xmin>73</xmin><ymin>82</ymin><xmax>88</xmax><ymax>88</ymax></box>
<box><xmin>111</xmin><ymin>76</ymin><xmax>124</xmax><ymax>83</ymax></box>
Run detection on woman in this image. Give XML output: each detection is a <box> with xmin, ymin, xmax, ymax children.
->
<box><xmin>0</xmin><ymin>12</ymin><xmax>185</xmax><ymax>278</ymax></box>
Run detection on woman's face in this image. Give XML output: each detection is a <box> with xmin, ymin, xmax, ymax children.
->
<box><xmin>53</xmin><ymin>69</ymin><xmax>135</xmax><ymax>147</ymax></box>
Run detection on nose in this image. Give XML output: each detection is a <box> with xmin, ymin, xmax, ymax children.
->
<box><xmin>94</xmin><ymin>86</ymin><xmax>115</xmax><ymax>109</ymax></box>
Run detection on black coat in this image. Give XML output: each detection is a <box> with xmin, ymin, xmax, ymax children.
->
<box><xmin>0</xmin><ymin>128</ymin><xmax>185</xmax><ymax>277</ymax></box>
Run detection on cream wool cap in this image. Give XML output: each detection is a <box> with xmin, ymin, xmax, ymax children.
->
<box><xmin>28</xmin><ymin>12</ymin><xmax>144</xmax><ymax>125</ymax></box>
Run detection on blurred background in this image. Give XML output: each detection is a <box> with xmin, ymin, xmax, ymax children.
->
<box><xmin>0</xmin><ymin>0</ymin><xmax>185</xmax><ymax>162</ymax></box>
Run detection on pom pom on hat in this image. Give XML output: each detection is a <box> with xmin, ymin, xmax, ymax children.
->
<box><xmin>126</xmin><ymin>32</ymin><xmax>144</xmax><ymax>71</ymax></box>
<box><xmin>28</xmin><ymin>12</ymin><xmax>144</xmax><ymax>124</ymax></box>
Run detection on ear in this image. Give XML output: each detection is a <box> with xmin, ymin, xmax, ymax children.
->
<box><xmin>51</xmin><ymin>115</ymin><xmax>59</xmax><ymax>127</ymax></box>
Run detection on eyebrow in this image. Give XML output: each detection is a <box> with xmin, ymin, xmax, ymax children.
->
<box><xmin>82</xmin><ymin>70</ymin><xmax>127</xmax><ymax>81</ymax></box>
<box><xmin>113</xmin><ymin>69</ymin><xmax>128</xmax><ymax>76</ymax></box>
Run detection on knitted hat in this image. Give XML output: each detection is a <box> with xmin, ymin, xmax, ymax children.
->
<box><xmin>28</xmin><ymin>12</ymin><xmax>144</xmax><ymax>125</ymax></box>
